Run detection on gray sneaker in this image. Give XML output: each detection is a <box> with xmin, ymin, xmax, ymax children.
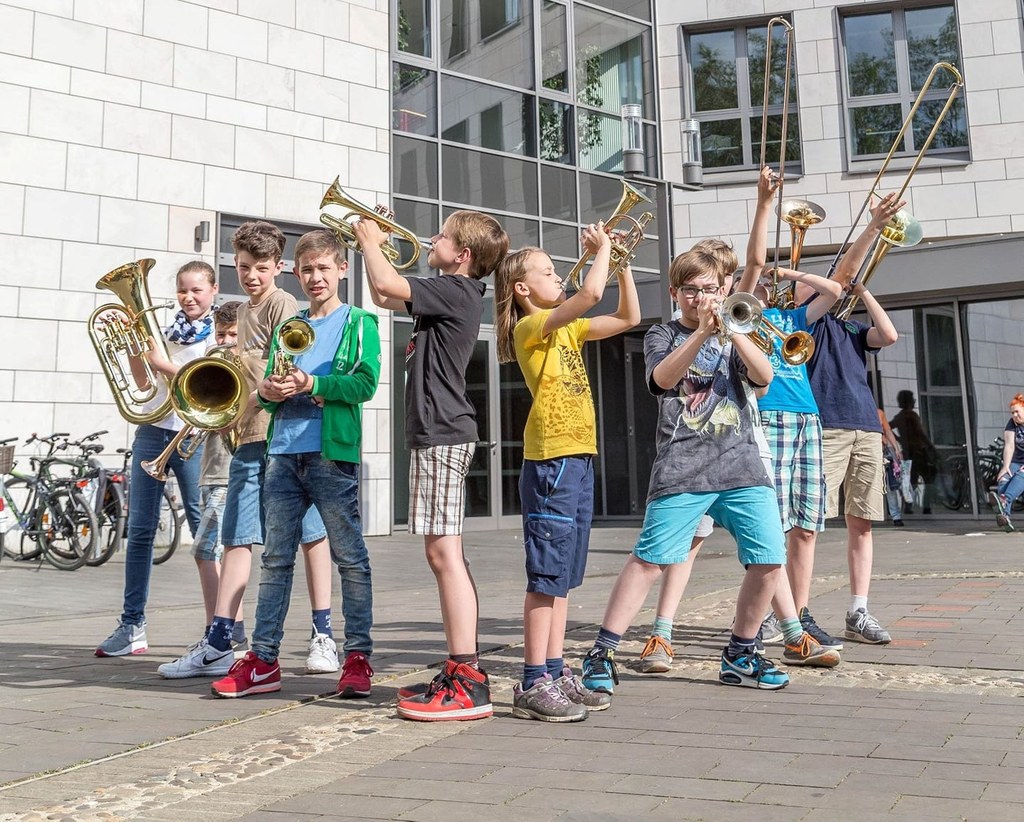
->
<box><xmin>511</xmin><ymin>675</ymin><xmax>587</xmax><ymax>722</ymax></box>
<box><xmin>158</xmin><ymin>637</ymin><xmax>233</xmax><ymax>678</ymax></box>
<box><xmin>845</xmin><ymin>608</ymin><xmax>892</xmax><ymax>644</ymax></box>
<box><xmin>758</xmin><ymin>613</ymin><xmax>784</xmax><ymax>644</ymax></box>
<box><xmin>557</xmin><ymin>666</ymin><xmax>611</xmax><ymax>712</ymax></box>
<box><xmin>95</xmin><ymin>620</ymin><xmax>148</xmax><ymax>657</ymax></box>
<box><xmin>637</xmin><ymin>635</ymin><xmax>674</xmax><ymax>673</ymax></box>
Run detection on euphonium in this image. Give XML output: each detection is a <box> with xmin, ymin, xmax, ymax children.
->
<box><xmin>718</xmin><ymin>292</ymin><xmax>815</xmax><ymax>367</ymax></box>
<box><xmin>88</xmin><ymin>259</ymin><xmax>176</xmax><ymax>425</ymax></box>
<box><xmin>319</xmin><ymin>177</ymin><xmax>421</xmax><ymax>270</ymax></box>
<box><xmin>141</xmin><ymin>346</ymin><xmax>249</xmax><ymax>481</ymax></box>
<box><xmin>567</xmin><ymin>180</ymin><xmax>654</xmax><ymax>291</ymax></box>
<box><xmin>272</xmin><ymin>317</ymin><xmax>315</xmax><ymax>378</ymax></box>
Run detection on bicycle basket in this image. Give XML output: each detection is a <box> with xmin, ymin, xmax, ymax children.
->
<box><xmin>0</xmin><ymin>444</ymin><xmax>14</xmax><ymax>475</ymax></box>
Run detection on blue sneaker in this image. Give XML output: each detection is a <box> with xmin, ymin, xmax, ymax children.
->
<box><xmin>719</xmin><ymin>650</ymin><xmax>789</xmax><ymax>690</ymax></box>
<box><xmin>581</xmin><ymin>647</ymin><xmax>619</xmax><ymax>695</ymax></box>
<box><xmin>95</xmin><ymin>620</ymin><xmax>148</xmax><ymax>657</ymax></box>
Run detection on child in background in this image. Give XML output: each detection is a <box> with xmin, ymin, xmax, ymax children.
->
<box><xmin>494</xmin><ymin>223</ymin><xmax>640</xmax><ymax>721</ymax></box>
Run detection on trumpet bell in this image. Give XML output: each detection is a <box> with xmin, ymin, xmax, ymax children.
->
<box><xmin>279</xmin><ymin>318</ymin><xmax>315</xmax><ymax>356</ymax></box>
<box><xmin>567</xmin><ymin>180</ymin><xmax>654</xmax><ymax>291</ymax></box>
<box><xmin>172</xmin><ymin>355</ymin><xmax>247</xmax><ymax>431</ymax></box>
<box><xmin>719</xmin><ymin>293</ymin><xmax>763</xmax><ymax>336</ymax></box>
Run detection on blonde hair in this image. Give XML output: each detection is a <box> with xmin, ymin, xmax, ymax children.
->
<box><xmin>294</xmin><ymin>229</ymin><xmax>347</xmax><ymax>270</ymax></box>
<box><xmin>668</xmin><ymin>248</ymin><xmax>727</xmax><ymax>289</ymax></box>
<box><xmin>494</xmin><ymin>247</ymin><xmax>544</xmax><ymax>364</ymax></box>
<box><xmin>176</xmin><ymin>260</ymin><xmax>216</xmax><ymax>286</ymax></box>
<box><xmin>445</xmin><ymin>210</ymin><xmax>510</xmax><ymax>280</ymax></box>
<box><xmin>691</xmin><ymin>238</ymin><xmax>738</xmax><ymax>276</ymax></box>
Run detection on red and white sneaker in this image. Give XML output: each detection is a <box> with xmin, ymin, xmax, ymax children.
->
<box><xmin>211</xmin><ymin>651</ymin><xmax>281</xmax><ymax>698</ymax></box>
<box><xmin>338</xmin><ymin>651</ymin><xmax>373</xmax><ymax>698</ymax></box>
<box><xmin>396</xmin><ymin>659</ymin><xmax>492</xmax><ymax>721</ymax></box>
<box><xmin>397</xmin><ymin>662</ymin><xmax>490</xmax><ymax>700</ymax></box>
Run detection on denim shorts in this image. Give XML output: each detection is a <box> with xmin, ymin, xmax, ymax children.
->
<box><xmin>221</xmin><ymin>441</ymin><xmax>326</xmax><ymax>547</ymax></box>
<box><xmin>519</xmin><ymin>456</ymin><xmax>594</xmax><ymax>598</ymax></box>
<box><xmin>634</xmin><ymin>486</ymin><xmax>786</xmax><ymax>567</ymax></box>
<box><xmin>191</xmin><ymin>485</ymin><xmax>227</xmax><ymax>562</ymax></box>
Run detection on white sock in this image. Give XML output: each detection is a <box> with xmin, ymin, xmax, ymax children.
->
<box><xmin>849</xmin><ymin>595</ymin><xmax>868</xmax><ymax>615</ymax></box>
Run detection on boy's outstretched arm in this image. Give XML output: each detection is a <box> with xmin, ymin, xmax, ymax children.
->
<box><xmin>736</xmin><ymin>166</ymin><xmax>780</xmax><ymax>295</ymax></box>
<box><xmin>775</xmin><ymin>268</ymin><xmax>842</xmax><ymax>322</ymax></box>
<box><xmin>853</xmin><ymin>284</ymin><xmax>898</xmax><ymax>348</ymax></box>
<box><xmin>353</xmin><ymin>218</ymin><xmax>411</xmax><ymax>311</ymax></box>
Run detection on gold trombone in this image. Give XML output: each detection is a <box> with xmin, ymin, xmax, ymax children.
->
<box><xmin>719</xmin><ymin>292</ymin><xmax>815</xmax><ymax>366</ymax></box>
<box><xmin>567</xmin><ymin>179</ymin><xmax>654</xmax><ymax>291</ymax></box>
<box><xmin>319</xmin><ymin>177</ymin><xmax>422</xmax><ymax>270</ymax></box>
<box><xmin>831</xmin><ymin>61</ymin><xmax>964</xmax><ymax>320</ymax></box>
<box><xmin>759</xmin><ymin>17</ymin><xmax>825</xmax><ymax>310</ymax></box>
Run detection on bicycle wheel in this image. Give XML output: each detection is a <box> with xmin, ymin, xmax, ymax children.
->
<box><xmin>86</xmin><ymin>484</ymin><xmax>124</xmax><ymax>567</ymax></box>
<box><xmin>1</xmin><ymin>477</ymin><xmax>45</xmax><ymax>561</ymax></box>
<box><xmin>152</xmin><ymin>485</ymin><xmax>181</xmax><ymax>565</ymax></box>
<box><xmin>41</xmin><ymin>487</ymin><xmax>94</xmax><ymax>571</ymax></box>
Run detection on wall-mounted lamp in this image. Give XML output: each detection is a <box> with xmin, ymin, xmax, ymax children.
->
<box><xmin>194</xmin><ymin>220</ymin><xmax>211</xmax><ymax>245</ymax></box>
<box><xmin>621</xmin><ymin>104</ymin><xmax>645</xmax><ymax>176</ymax></box>
<box><xmin>680</xmin><ymin>119</ymin><xmax>703</xmax><ymax>187</ymax></box>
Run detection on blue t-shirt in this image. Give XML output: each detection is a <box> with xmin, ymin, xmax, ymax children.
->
<box><xmin>269</xmin><ymin>305</ymin><xmax>351</xmax><ymax>455</ymax></box>
<box><xmin>757</xmin><ymin>305</ymin><xmax>818</xmax><ymax>414</ymax></box>
<box><xmin>804</xmin><ymin>313</ymin><xmax>882</xmax><ymax>432</ymax></box>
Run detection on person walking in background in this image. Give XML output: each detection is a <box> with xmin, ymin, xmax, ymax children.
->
<box><xmin>890</xmin><ymin>390</ymin><xmax>939</xmax><ymax>515</ymax></box>
<box><xmin>989</xmin><ymin>393</ymin><xmax>1024</xmax><ymax>532</ymax></box>
<box><xmin>879</xmin><ymin>409</ymin><xmax>905</xmax><ymax>527</ymax></box>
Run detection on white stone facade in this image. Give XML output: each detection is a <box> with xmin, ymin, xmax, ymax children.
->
<box><xmin>0</xmin><ymin>0</ymin><xmax>393</xmax><ymax>535</ymax></box>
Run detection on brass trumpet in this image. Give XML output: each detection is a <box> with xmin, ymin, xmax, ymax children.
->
<box><xmin>88</xmin><ymin>259</ymin><xmax>176</xmax><ymax>425</ymax></box>
<box><xmin>719</xmin><ymin>292</ymin><xmax>815</xmax><ymax>366</ymax></box>
<box><xmin>272</xmin><ymin>317</ymin><xmax>315</xmax><ymax>378</ymax></box>
<box><xmin>759</xmin><ymin>17</ymin><xmax>825</xmax><ymax>309</ymax></box>
<box><xmin>567</xmin><ymin>180</ymin><xmax>653</xmax><ymax>291</ymax></box>
<box><xmin>141</xmin><ymin>346</ymin><xmax>249</xmax><ymax>481</ymax></box>
<box><xmin>319</xmin><ymin>177</ymin><xmax>421</xmax><ymax>270</ymax></box>
<box><xmin>831</xmin><ymin>61</ymin><xmax>963</xmax><ymax>319</ymax></box>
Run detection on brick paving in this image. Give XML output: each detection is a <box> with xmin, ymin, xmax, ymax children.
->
<box><xmin>1</xmin><ymin>517</ymin><xmax>1023</xmax><ymax>820</ymax></box>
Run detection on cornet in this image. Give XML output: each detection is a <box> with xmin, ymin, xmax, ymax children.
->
<box><xmin>566</xmin><ymin>180</ymin><xmax>653</xmax><ymax>291</ymax></box>
<box><xmin>319</xmin><ymin>177</ymin><xmax>421</xmax><ymax>270</ymax></box>
<box><xmin>718</xmin><ymin>293</ymin><xmax>815</xmax><ymax>367</ymax></box>
<box><xmin>272</xmin><ymin>317</ymin><xmax>315</xmax><ymax>378</ymax></box>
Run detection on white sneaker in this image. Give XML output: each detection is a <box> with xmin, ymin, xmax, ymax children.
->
<box><xmin>305</xmin><ymin>633</ymin><xmax>339</xmax><ymax>674</ymax></box>
<box><xmin>158</xmin><ymin>637</ymin><xmax>233</xmax><ymax>679</ymax></box>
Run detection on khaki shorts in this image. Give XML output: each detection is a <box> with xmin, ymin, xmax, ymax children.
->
<box><xmin>822</xmin><ymin>429</ymin><xmax>884</xmax><ymax>521</ymax></box>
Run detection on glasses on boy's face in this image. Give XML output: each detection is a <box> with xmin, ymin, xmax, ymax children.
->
<box><xmin>678</xmin><ymin>285</ymin><xmax>722</xmax><ymax>299</ymax></box>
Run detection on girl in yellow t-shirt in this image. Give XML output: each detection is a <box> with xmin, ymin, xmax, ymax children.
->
<box><xmin>493</xmin><ymin>223</ymin><xmax>640</xmax><ymax>722</ymax></box>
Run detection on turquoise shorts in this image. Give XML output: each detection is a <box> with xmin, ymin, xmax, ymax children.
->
<box><xmin>633</xmin><ymin>486</ymin><xmax>786</xmax><ymax>567</ymax></box>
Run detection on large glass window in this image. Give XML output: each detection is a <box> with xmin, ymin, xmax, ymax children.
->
<box><xmin>685</xmin><ymin>19</ymin><xmax>801</xmax><ymax>174</ymax></box>
<box><xmin>393</xmin><ymin>65</ymin><xmax>437</xmax><ymax>136</ymax></box>
<box><xmin>397</xmin><ymin>0</ymin><xmax>431</xmax><ymax>58</ymax></box>
<box><xmin>441</xmin><ymin>0</ymin><xmax>533</xmax><ymax>88</ymax></box>
<box><xmin>441</xmin><ymin>76</ymin><xmax>535</xmax><ymax>155</ymax></box>
<box><xmin>840</xmin><ymin>5</ymin><xmax>967</xmax><ymax>161</ymax></box>
<box><xmin>441</xmin><ymin>144</ymin><xmax>538</xmax><ymax>213</ymax></box>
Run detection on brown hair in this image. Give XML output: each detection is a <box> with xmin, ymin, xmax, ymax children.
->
<box><xmin>494</xmin><ymin>247</ymin><xmax>544</xmax><ymax>364</ymax></box>
<box><xmin>1011</xmin><ymin>393</ymin><xmax>1024</xmax><ymax>410</ymax></box>
<box><xmin>445</xmin><ymin>210</ymin><xmax>510</xmax><ymax>280</ymax></box>
<box><xmin>668</xmin><ymin>248</ymin><xmax>727</xmax><ymax>289</ymax></box>
<box><xmin>294</xmin><ymin>229</ymin><xmax>348</xmax><ymax>270</ymax></box>
<box><xmin>176</xmin><ymin>260</ymin><xmax>216</xmax><ymax>286</ymax></box>
<box><xmin>215</xmin><ymin>300</ymin><xmax>242</xmax><ymax>328</ymax></box>
<box><xmin>231</xmin><ymin>220</ymin><xmax>286</xmax><ymax>262</ymax></box>
<box><xmin>691</xmin><ymin>238</ymin><xmax>738</xmax><ymax>276</ymax></box>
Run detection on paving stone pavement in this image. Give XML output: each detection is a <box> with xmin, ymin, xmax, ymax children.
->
<box><xmin>1</xmin><ymin>516</ymin><xmax>1023</xmax><ymax>820</ymax></box>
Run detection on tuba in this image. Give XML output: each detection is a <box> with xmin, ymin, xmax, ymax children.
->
<box><xmin>567</xmin><ymin>180</ymin><xmax>654</xmax><ymax>291</ymax></box>
<box><xmin>88</xmin><ymin>259</ymin><xmax>176</xmax><ymax>425</ymax></box>
<box><xmin>319</xmin><ymin>177</ymin><xmax>422</xmax><ymax>270</ymax></box>
<box><xmin>141</xmin><ymin>346</ymin><xmax>249</xmax><ymax>481</ymax></box>
<box><xmin>719</xmin><ymin>292</ymin><xmax>815</xmax><ymax>367</ymax></box>
<box><xmin>272</xmin><ymin>317</ymin><xmax>315</xmax><ymax>378</ymax></box>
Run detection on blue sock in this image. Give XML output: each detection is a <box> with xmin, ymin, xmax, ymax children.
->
<box><xmin>231</xmin><ymin>620</ymin><xmax>246</xmax><ymax>644</ymax></box>
<box><xmin>653</xmin><ymin>616</ymin><xmax>673</xmax><ymax>642</ymax></box>
<box><xmin>546</xmin><ymin>657</ymin><xmax>564</xmax><ymax>679</ymax></box>
<box><xmin>522</xmin><ymin>663</ymin><xmax>548</xmax><ymax>690</ymax></box>
<box><xmin>595</xmin><ymin>627</ymin><xmax>622</xmax><ymax>651</ymax></box>
<box><xmin>312</xmin><ymin>609</ymin><xmax>332</xmax><ymax>638</ymax></box>
<box><xmin>727</xmin><ymin>633</ymin><xmax>757</xmax><ymax>659</ymax></box>
<box><xmin>208</xmin><ymin>616</ymin><xmax>235</xmax><ymax>652</ymax></box>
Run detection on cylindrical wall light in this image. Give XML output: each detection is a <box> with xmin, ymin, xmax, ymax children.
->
<box><xmin>680</xmin><ymin>119</ymin><xmax>703</xmax><ymax>186</ymax></box>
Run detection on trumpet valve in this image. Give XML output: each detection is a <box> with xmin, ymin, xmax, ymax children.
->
<box><xmin>373</xmin><ymin>203</ymin><xmax>395</xmax><ymax>223</ymax></box>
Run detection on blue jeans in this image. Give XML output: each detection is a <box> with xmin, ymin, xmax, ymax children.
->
<box><xmin>122</xmin><ymin>424</ymin><xmax>203</xmax><ymax>625</ymax></box>
<box><xmin>997</xmin><ymin>462</ymin><xmax>1024</xmax><ymax>512</ymax></box>
<box><xmin>252</xmin><ymin>453</ymin><xmax>373</xmax><ymax>663</ymax></box>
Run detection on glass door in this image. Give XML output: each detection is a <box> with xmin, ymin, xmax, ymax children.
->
<box><xmin>464</xmin><ymin>330</ymin><xmax>504</xmax><ymax>530</ymax></box>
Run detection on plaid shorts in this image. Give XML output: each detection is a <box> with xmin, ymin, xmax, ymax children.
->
<box><xmin>760</xmin><ymin>410</ymin><xmax>826</xmax><ymax>533</ymax></box>
<box><xmin>409</xmin><ymin>443</ymin><xmax>476</xmax><ymax>536</ymax></box>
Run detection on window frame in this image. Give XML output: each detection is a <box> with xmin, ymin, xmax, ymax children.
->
<box><xmin>836</xmin><ymin>1</ymin><xmax>971</xmax><ymax>173</ymax></box>
<box><xmin>681</xmin><ymin>14</ymin><xmax>803</xmax><ymax>185</ymax></box>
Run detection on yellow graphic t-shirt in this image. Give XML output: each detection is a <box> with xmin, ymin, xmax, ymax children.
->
<box><xmin>514</xmin><ymin>310</ymin><xmax>596</xmax><ymax>461</ymax></box>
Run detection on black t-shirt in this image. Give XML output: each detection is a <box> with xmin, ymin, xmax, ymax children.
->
<box><xmin>805</xmin><ymin>312</ymin><xmax>882</xmax><ymax>432</ymax></box>
<box><xmin>1005</xmin><ymin>418</ymin><xmax>1024</xmax><ymax>464</ymax></box>
<box><xmin>404</xmin><ymin>275</ymin><xmax>486</xmax><ymax>448</ymax></box>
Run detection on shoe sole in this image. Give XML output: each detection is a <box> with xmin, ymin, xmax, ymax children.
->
<box><xmin>783</xmin><ymin>650</ymin><xmax>841</xmax><ymax>667</ymax></box>
<box><xmin>211</xmin><ymin>682</ymin><xmax>281</xmax><ymax>698</ymax></box>
<box><xmin>338</xmin><ymin>686</ymin><xmax>371</xmax><ymax>698</ymax></box>
<box><xmin>637</xmin><ymin>661</ymin><xmax>671</xmax><ymax>674</ymax></box>
<box><xmin>844</xmin><ymin>630</ymin><xmax>892</xmax><ymax>645</ymax></box>
<box><xmin>396</xmin><ymin>703</ymin><xmax>493</xmax><ymax>721</ymax></box>
<box><xmin>397</xmin><ymin>685</ymin><xmax>429</xmax><ymax>699</ymax></box>
<box><xmin>760</xmin><ymin>633</ymin><xmax>784</xmax><ymax>645</ymax></box>
<box><xmin>158</xmin><ymin>665</ymin><xmax>232</xmax><ymax>679</ymax></box>
<box><xmin>511</xmin><ymin>706</ymin><xmax>587</xmax><ymax>722</ymax></box>
<box><xmin>305</xmin><ymin>663</ymin><xmax>341</xmax><ymax>674</ymax></box>
<box><xmin>718</xmin><ymin>672</ymin><xmax>788</xmax><ymax>690</ymax></box>
<box><xmin>95</xmin><ymin>645</ymin><xmax>147</xmax><ymax>657</ymax></box>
